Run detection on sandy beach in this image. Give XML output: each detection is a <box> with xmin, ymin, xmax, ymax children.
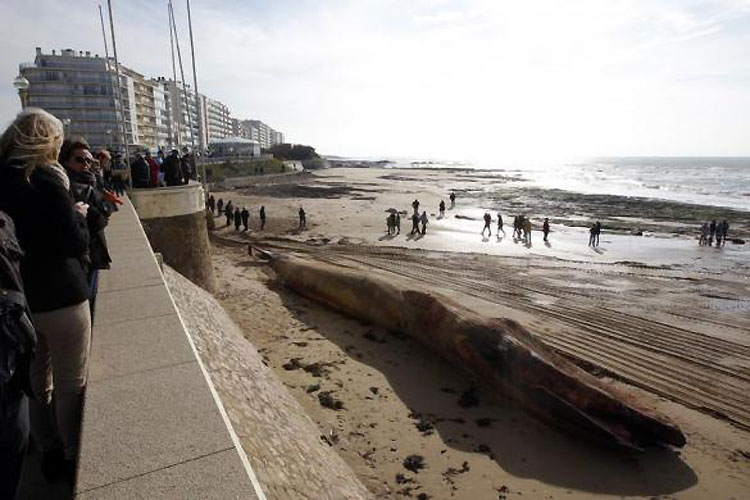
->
<box><xmin>209</xmin><ymin>167</ymin><xmax>750</xmax><ymax>499</ymax></box>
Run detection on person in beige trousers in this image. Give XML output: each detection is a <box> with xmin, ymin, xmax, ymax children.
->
<box><xmin>0</xmin><ymin>108</ymin><xmax>92</xmax><ymax>485</ymax></box>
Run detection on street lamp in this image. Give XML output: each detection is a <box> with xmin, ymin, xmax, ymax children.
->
<box><xmin>13</xmin><ymin>74</ymin><xmax>30</xmax><ymax>109</ymax></box>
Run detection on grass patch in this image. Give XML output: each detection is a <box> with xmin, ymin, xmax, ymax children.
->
<box><xmin>206</xmin><ymin>158</ymin><xmax>286</xmax><ymax>182</ymax></box>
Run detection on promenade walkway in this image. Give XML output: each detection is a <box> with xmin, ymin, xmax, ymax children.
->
<box><xmin>17</xmin><ymin>198</ymin><xmax>262</xmax><ymax>499</ymax></box>
<box><xmin>74</xmin><ymin>197</ymin><xmax>262</xmax><ymax>498</ymax></box>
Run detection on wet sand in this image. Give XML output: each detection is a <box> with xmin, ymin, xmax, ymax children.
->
<box><xmin>209</xmin><ymin>167</ymin><xmax>750</xmax><ymax>499</ymax></box>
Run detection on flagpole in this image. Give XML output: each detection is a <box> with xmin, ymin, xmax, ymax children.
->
<box><xmin>168</xmin><ymin>1</ymin><xmax>197</xmax><ymax>158</ymax></box>
<box><xmin>105</xmin><ymin>1</ymin><xmax>131</xmax><ymax>175</ymax></box>
<box><xmin>186</xmin><ymin>0</ymin><xmax>208</xmax><ymax>195</ymax></box>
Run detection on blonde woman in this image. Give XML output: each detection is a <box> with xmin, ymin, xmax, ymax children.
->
<box><xmin>0</xmin><ymin>108</ymin><xmax>91</xmax><ymax>483</ymax></box>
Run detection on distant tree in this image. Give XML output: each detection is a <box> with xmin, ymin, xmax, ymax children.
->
<box><xmin>267</xmin><ymin>143</ymin><xmax>320</xmax><ymax>161</ymax></box>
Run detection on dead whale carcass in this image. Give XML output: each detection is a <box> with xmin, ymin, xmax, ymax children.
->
<box><xmin>265</xmin><ymin>251</ymin><xmax>686</xmax><ymax>451</ymax></box>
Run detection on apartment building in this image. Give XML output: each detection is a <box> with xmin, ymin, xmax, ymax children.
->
<box><xmin>19</xmin><ymin>47</ymin><xmax>284</xmax><ymax>152</ymax></box>
<box><xmin>201</xmin><ymin>96</ymin><xmax>232</xmax><ymax>143</ymax></box>
<box><xmin>20</xmin><ymin>47</ymin><xmax>126</xmax><ymax>149</ymax></box>
<box><xmin>241</xmin><ymin>119</ymin><xmax>284</xmax><ymax>149</ymax></box>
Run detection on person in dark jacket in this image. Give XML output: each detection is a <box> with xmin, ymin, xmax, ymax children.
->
<box><xmin>180</xmin><ymin>154</ymin><xmax>193</xmax><ymax>184</ymax></box>
<box><xmin>241</xmin><ymin>207</ymin><xmax>249</xmax><ymax>231</ymax></box>
<box><xmin>130</xmin><ymin>152</ymin><xmax>150</xmax><ymax>188</ymax></box>
<box><xmin>163</xmin><ymin>150</ymin><xmax>183</xmax><ymax>186</ymax></box>
<box><xmin>234</xmin><ymin>207</ymin><xmax>242</xmax><ymax>230</ymax></box>
<box><xmin>217</xmin><ymin>198</ymin><xmax>224</xmax><ymax>217</ymax></box>
<box><xmin>59</xmin><ymin>138</ymin><xmax>112</xmax><ymax>319</ymax></box>
<box><xmin>259</xmin><ymin>206</ymin><xmax>266</xmax><ymax>230</ymax></box>
<box><xmin>225</xmin><ymin>201</ymin><xmax>233</xmax><ymax>226</ymax></box>
<box><xmin>0</xmin><ymin>109</ymin><xmax>92</xmax><ymax>484</ymax></box>
<box><xmin>207</xmin><ymin>195</ymin><xmax>215</xmax><ymax>215</ymax></box>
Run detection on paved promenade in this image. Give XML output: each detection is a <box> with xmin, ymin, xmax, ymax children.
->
<box><xmin>74</xmin><ymin>199</ymin><xmax>261</xmax><ymax>499</ymax></box>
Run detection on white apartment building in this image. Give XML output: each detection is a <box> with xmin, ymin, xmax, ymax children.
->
<box><xmin>241</xmin><ymin>119</ymin><xmax>285</xmax><ymax>149</ymax></box>
<box><xmin>201</xmin><ymin>96</ymin><xmax>232</xmax><ymax>143</ymax></box>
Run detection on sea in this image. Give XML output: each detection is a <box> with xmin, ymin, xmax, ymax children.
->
<box><xmin>376</xmin><ymin>157</ymin><xmax>750</xmax><ymax>212</ymax></box>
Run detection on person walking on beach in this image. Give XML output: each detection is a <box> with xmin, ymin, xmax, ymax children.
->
<box><xmin>241</xmin><ymin>207</ymin><xmax>249</xmax><ymax>231</ymax></box>
<box><xmin>233</xmin><ymin>207</ymin><xmax>242</xmax><ymax>231</ymax></box>
<box><xmin>299</xmin><ymin>207</ymin><xmax>307</xmax><ymax>229</ymax></box>
<box><xmin>259</xmin><ymin>206</ymin><xmax>266</xmax><ymax>230</ymax></box>
<box><xmin>450</xmin><ymin>191</ymin><xmax>456</xmax><ymax>208</ymax></box>
<box><xmin>482</xmin><ymin>212</ymin><xmax>492</xmax><ymax>237</ymax></box>
<box><xmin>386</xmin><ymin>215</ymin><xmax>393</xmax><ymax>235</ymax></box>
<box><xmin>207</xmin><ymin>195</ymin><xmax>215</xmax><ymax>216</ymax></box>
<box><xmin>595</xmin><ymin>221</ymin><xmax>601</xmax><ymax>246</ymax></box>
<box><xmin>699</xmin><ymin>222</ymin><xmax>709</xmax><ymax>245</ymax></box>
<box><xmin>720</xmin><ymin>220</ymin><xmax>729</xmax><ymax>246</ymax></box>
<box><xmin>395</xmin><ymin>212</ymin><xmax>401</xmax><ymax>234</ymax></box>
<box><xmin>420</xmin><ymin>211</ymin><xmax>429</xmax><ymax>235</ymax></box>
<box><xmin>513</xmin><ymin>216</ymin><xmax>522</xmax><ymax>239</ymax></box>
<box><xmin>543</xmin><ymin>218</ymin><xmax>550</xmax><ymax>242</ymax></box>
<box><xmin>708</xmin><ymin>220</ymin><xmax>716</xmax><ymax>246</ymax></box>
<box><xmin>217</xmin><ymin>198</ymin><xmax>224</xmax><ymax>217</ymax></box>
<box><xmin>439</xmin><ymin>200</ymin><xmax>445</xmax><ymax>218</ymax></box>
<box><xmin>589</xmin><ymin>223</ymin><xmax>597</xmax><ymax>247</ymax></box>
<box><xmin>412</xmin><ymin>199</ymin><xmax>420</xmax><ymax>215</ymax></box>
<box><xmin>411</xmin><ymin>212</ymin><xmax>420</xmax><ymax>235</ymax></box>
<box><xmin>497</xmin><ymin>213</ymin><xmax>505</xmax><ymax>235</ymax></box>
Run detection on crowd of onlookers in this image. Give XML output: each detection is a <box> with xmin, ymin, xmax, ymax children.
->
<box><xmin>0</xmin><ymin>108</ymin><xmax>127</xmax><ymax>497</ymax></box>
<box><xmin>129</xmin><ymin>149</ymin><xmax>196</xmax><ymax>189</ymax></box>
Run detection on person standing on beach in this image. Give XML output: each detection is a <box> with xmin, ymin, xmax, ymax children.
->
<box><xmin>411</xmin><ymin>212</ymin><xmax>420</xmax><ymax>235</ymax></box>
<box><xmin>482</xmin><ymin>212</ymin><xmax>492</xmax><ymax>236</ymax></box>
<box><xmin>217</xmin><ymin>198</ymin><xmax>224</xmax><ymax>217</ymax></box>
<box><xmin>720</xmin><ymin>220</ymin><xmax>729</xmax><ymax>246</ymax></box>
<box><xmin>523</xmin><ymin>217</ymin><xmax>532</xmax><ymax>243</ymax></box>
<box><xmin>543</xmin><ymin>218</ymin><xmax>550</xmax><ymax>242</ymax></box>
<box><xmin>708</xmin><ymin>220</ymin><xmax>716</xmax><ymax>246</ymax></box>
<box><xmin>412</xmin><ymin>199</ymin><xmax>420</xmax><ymax>215</ymax></box>
<box><xmin>259</xmin><ymin>206</ymin><xmax>266</xmax><ymax>230</ymax></box>
<box><xmin>699</xmin><ymin>222</ymin><xmax>709</xmax><ymax>245</ymax></box>
<box><xmin>207</xmin><ymin>195</ymin><xmax>215</xmax><ymax>216</ymax></box>
<box><xmin>420</xmin><ymin>211</ymin><xmax>429</xmax><ymax>234</ymax></box>
<box><xmin>234</xmin><ymin>207</ymin><xmax>242</xmax><ymax>231</ymax></box>
<box><xmin>386</xmin><ymin>215</ymin><xmax>393</xmax><ymax>235</ymax></box>
<box><xmin>595</xmin><ymin>221</ymin><xmax>602</xmax><ymax>246</ymax></box>
<box><xmin>497</xmin><ymin>213</ymin><xmax>505</xmax><ymax>235</ymax></box>
<box><xmin>395</xmin><ymin>212</ymin><xmax>401</xmax><ymax>234</ymax></box>
<box><xmin>450</xmin><ymin>191</ymin><xmax>456</xmax><ymax>208</ymax></box>
<box><xmin>241</xmin><ymin>207</ymin><xmax>249</xmax><ymax>231</ymax></box>
<box><xmin>439</xmin><ymin>200</ymin><xmax>445</xmax><ymax>218</ymax></box>
<box><xmin>225</xmin><ymin>201</ymin><xmax>233</xmax><ymax>226</ymax></box>
<box><xmin>299</xmin><ymin>207</ymin><xmax>307</xmax><ymax>229</ymax></box>
<box><xmin>589</xmin><ymin>223</ymin><xmax>597</xmax><ymax>247</ymax></box>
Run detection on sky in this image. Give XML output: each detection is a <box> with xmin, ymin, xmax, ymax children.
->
<box><xmin>1</xmin><ymin>0</ymin><xmax>749</xmax><ymax>161</ymax></box>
